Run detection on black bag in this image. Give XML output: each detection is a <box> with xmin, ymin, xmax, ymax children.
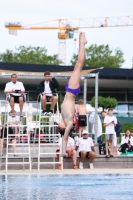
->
<box><xmin>99</xmin><ymin>143</ymin><xmax>110</xmax><ymax>155</ymax></box>
<box><xmin>99</xmin><ymin>143</ymin><xmax>106</xmax><ymax>155</ymax></box>
<box><xmin>115</xmin><ymin>120</ymin><xmax>122</xmax><ymax>137</ymax></box>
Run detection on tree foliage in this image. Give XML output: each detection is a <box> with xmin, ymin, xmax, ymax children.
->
<box><xmin>0</xmin><ymin>46</ymin><xmax>59</xmax><ymax>65</ymax></box>
<box><xmin>90</xmin><ymin>96</ymin><xmax>118</xmax><ymax>111</ymax></box>
<box><xmin>71</xmin><ymin>44</ymin><xmax>124</xmax><ymax>68</ymax></box>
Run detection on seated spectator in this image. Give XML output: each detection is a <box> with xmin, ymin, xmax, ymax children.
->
<box><xmin>4</xmin><ymin>74</ymin><xmax>25</xmax><ymax>117</ymax></box>
<box><xmin>76</xmin><ymin>130</ymin><xmax>95</xmax><ymax>169</ymax></box>
<box><xmin>36</xmin><ymin>71</ymin><xmax>60</xmax><ymax>116</ymax></box>
<box><xmin>76</xmin><ymin>99</ymin><xmax>88</xmax><ymax>137</ymax></box>
<box><xmin>56</xmin><ymin>136</ymin><xmax>78</xmax><ymax>170</ymax></box>
<box><xmin>0</xmin><ymin>124</ymin><xmax>18</xmax><ymax>156</ymax></box>
<box><xmin>119</xmin><ymin>129</ymin><xmax>133</xmax><ymax>153</ymax></box>
<box><xmin>8</xmin><ymin>115</ymin><xmax>19</xmax><ymax>135</ymax></box>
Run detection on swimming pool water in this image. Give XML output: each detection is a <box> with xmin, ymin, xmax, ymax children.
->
<box><xmin>0</xmin><ymin>174</ymin><xmax>133</xmax><ymax>200</ymax></box>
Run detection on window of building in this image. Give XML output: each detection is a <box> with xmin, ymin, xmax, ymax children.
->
<box><xmin>115</xmin><ymin>104</ymin><xmax>128</xmax><ymax>117</ymax></box>
<box><xmin>0</xmin><ymin>92</ymin><xmax>5</xmax><ymax>100</ymax></box>
<box><xmin>128</xmin><ymin>104</ymin><xmax>133</xmax><ymax>117</ymax></box>
<box><xmin>29</xmin><ymin>92</ymin><xmax>37</xmax><ymax>101</ymax></box>
<box><xmin>127</xmin><ymin>93</ymin><xmax>133</xmax><ymax>101</ymax></box>
<box><xmin>99</xmin><ymin>93</ymin><xmax>125</xmax><ymax>101</ymax></box>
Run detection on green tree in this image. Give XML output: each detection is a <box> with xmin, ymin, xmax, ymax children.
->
<box><xmin>71</xmin><ymin>44</ymin><xmax>124</xmax><ymax>68</ymax></box>
<box><xmin>90</xmin><ymin>96</ymin><xmax>118</xmax><ymax>111</ymax></box>
<box><xmin>0</xmin><ymin>46</ymin><xmax>59</xmax><ymax>65</ymax></box>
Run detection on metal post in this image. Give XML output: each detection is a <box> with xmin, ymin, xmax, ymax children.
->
<box><xmin>94</xmin><ymin>73</ymin><xmax>99</xmax><ymax>144</ymax></box>
<box><xmin>83</xmin><ymin>78</ymin><xmax>87</xmax><ymax>105</ymax></box>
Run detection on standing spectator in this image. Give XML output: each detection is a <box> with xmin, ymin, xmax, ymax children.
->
<box><xmin>101</xmin><ymin>110</ymin><xmax>121</xmax><ymax>155</ymax></box>
<box><xmin>76</xmin><ymin>99</ymin><xmax>88</xmax><ymax>137</ymax></box>
<box><xmin>4</xmin><ymin>74</ymin><xmax>25</xmax><ymax>117</ymax></box>
<box><xmin>103</xmin><ymin>108</ymin><xmax>117</xmax><ymax>158</ymax></box>
<box><xmin>101</xmin><ymin>111</ymin><xmax>107</xmax><ymax>118</ymax></box>
<box><xmin>76</xmin><ymin>130</ymin><xmax>95</xmax><ymax>169</ymax></box>
<box><xmin>114</xmin><ymin>120</ymin><xmax>122</xmax><ymax>155</ymax></box>
<box><xmin>57</xmin><ymin>136</ymin><xmax>78</xmax><ymax>170</ymax></box>
<box><xmin>36</xmin><ymin>71</ymin><xmax>60</xmax><ymax>116</ymax></box>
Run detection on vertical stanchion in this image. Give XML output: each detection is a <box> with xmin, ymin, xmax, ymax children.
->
<box><xmin>83</xmin><ymin>78</ymin><xmax>87</xmax><ymax>106</ymax></box>
<box><xmin>38</xmin><ymin>117</ymin><xmax>40</xmax><ymax>172</ymax></box>
<box><xmin>5</xmin><ymin>126</ymin><xmax>8</xmax><ymax>173</ymax></box>
<box><xmin>94</xmin><ymin>73</ymin><xmax>99</xmax><ymax>144</ymax></box>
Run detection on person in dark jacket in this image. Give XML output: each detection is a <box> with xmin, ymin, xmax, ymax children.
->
<box><xmin>36</xmin><ymin>71</ymin><xmax>60</xmax><ymax>116</ymax></box>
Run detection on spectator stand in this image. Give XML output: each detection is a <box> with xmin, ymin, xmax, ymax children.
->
<box><xmin>30</xmin><ymin>93</ymin><xmax>63</xmax><ymax>171</ymax></box>
<box><xmin>4</xmin><ymin>94</ymin><xmax>31</xmax><ymax>172</ymax></box>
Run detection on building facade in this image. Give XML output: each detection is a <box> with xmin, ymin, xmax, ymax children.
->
<box><xmin>0</xmin><ymin>63</ymin><xmax>133</xmax><ymax>119</ymax></box>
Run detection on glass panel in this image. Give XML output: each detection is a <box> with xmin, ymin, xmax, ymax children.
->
<box><xmin>114</xmin><ymin>104</ymin><xmax>128</xmax><ymax>117</ymax></box>
<box><xmin>87</xmin><ymin>93</ymin><xmax>95</xmax><ymax>101</ymax></box>
<box><xmin>31</xmin><ymin>102</ymin><xmax>39</xmax><ymax>115</ymax></box>
<box><xmin>127</xmin><ymin>89</ymin><xmax>133</xmax><ymax>92</ymax></box>
<box><xmin>128</xmin><ymin>104</ymin><xmax>133</xmax><ymax>117</ymax></box>
<box><xmin>127</xmin><ymin>93</ymin><xmax>133</xmax><ymax>101</ymax></box>
<box><xmin>99</xmin><ymin>93</ymin><xmax>125</xmax><ymax>101</ymax></box>
<box><xmin>0</xmin><ymin>92</ymin><xmax>5</xmax><ymax>100</ymax></box>
<box><xmin>24</xmin><ymin>85</ymin><xmax>37</xmax><ymax>91</ymax></box>
<box><xmin>29</xmin><ymin>92</ymin><xmax>37</xmax><ymax>101</ymax></box>
<box><xmin>99</xmin><ymin>88</ymin><xmax>124</xmax><ymax>92</ymax></box>
<box><xmin>0</xmin><ymin>84</ymin><xmax>5</xmax><ymax>90</ymax></box>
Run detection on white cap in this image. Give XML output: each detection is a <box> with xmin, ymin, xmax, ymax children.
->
<box><xmin>82</xmin><ymin>130</ymin><xmax>89</xmax><ymax>135</ymax></box>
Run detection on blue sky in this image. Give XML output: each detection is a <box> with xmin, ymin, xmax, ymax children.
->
<box><xmin>0</xmin><ymin>0</ymin><xmax>133</xmax><ymax>68</ymax></box>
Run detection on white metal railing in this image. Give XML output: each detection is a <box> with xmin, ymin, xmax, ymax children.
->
<box><xmin>5</xmin><ymin>124</ymin><xmax>31</xmax><ymax>172</ymax></box>
<box><xmin>36</xmin><ymin>94</ymin><xmax>63</xmax><ymax>171</ymax></box>
<box><xmin>1</xmin><ymin>94</ymin><xmax>132</xmax><ymax>172</ymax></box>
<box><xmin>37</xmin><ymin>142</ymin><xmax>63</xmax><ymax>172</ymax></box>
<box><xmin>1</xmin><ymin>100</ymin><xmax>133</xmax><ymax>116</ymax></box>
<box><xmin>3</xmin><ymin>94</ymin><xmax>31</xmax><ymax>172</ymax></box>
<box><xmin>0</xmin><ymin>93</ymin><xmax>64</xmax><ymax>172</ymax></box>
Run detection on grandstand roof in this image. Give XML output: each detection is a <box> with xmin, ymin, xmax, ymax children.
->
<box><xmin>0</xmin><ymin>62</ymin><xmax>133</xmax><ymax>80</ymax></box>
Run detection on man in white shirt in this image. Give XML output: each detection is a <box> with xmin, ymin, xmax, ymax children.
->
<box><xmin>103</xmin><ymin>108</ymin><xmax>117</xmax><ymax>158</ymax></box>
<box><xmin>4</xmin><ymin>74</ymin><xmax>25</xmax><ymax>116</ymax></box>
<box><xmin>76</xmin><ymin>130</ymin><xmax>95</xmax><ymax>169</ymax></box>
<box><xmin>36</xmin><ymin>71</ymin><xmax>60</xmax><ymax>116</ymax></box>
<box><xmin>57</xmin><ymin>136</ymin><xmax>78</xmax><ymax>170</ymax></box>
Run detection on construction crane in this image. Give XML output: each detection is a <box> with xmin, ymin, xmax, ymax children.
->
<box><xmin>5</xmin><ymin>16</ymin><xmax>133</xmax><ymax>65</ymax></box>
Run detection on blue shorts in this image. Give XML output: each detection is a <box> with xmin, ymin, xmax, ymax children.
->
<box><xmin>65</xmin><ymin>84</ymin><xmax>80</xmax><ymax>96</ymax></box>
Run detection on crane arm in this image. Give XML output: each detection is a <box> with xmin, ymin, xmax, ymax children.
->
<box><xmin>5</xmin><ymin>16</ymin><xmax>133</xmax><ymax>30</ymax></box>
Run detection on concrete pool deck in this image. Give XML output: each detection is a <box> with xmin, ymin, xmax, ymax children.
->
<box><xmin>0</xmin><ymin>168</ymin><xmax>133</xmax><ymax>175</ymax></box>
